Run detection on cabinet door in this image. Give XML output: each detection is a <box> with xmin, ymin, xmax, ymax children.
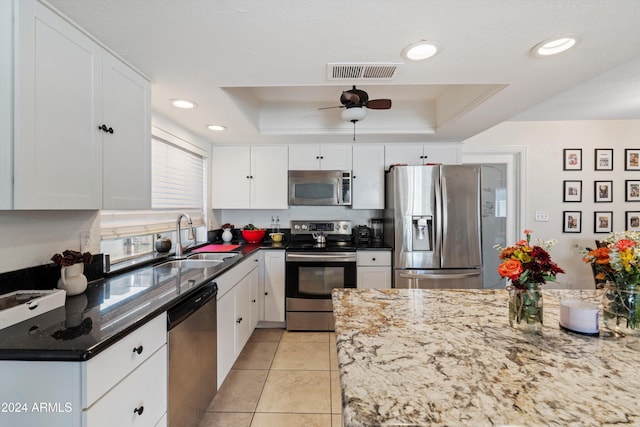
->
<box><xmin>357</xmin><ymin>267</ymin><xmax>392</xmax><ymax>289</ymax></box>
<box><xmin>263</xmin><ymin>250</ymin><xmax>286</xmax><ymax>322</ymax></box>
<box><xmin>212</xmin><ymin>146</ymin><xmax>251</xmax><ymax>208</ymax></box>
<box><xmin>320</xmin><ymin>144</ymin><xmax>352</xmax><ymax>170</ymax></box>
<box><xmin>217</xmin><ymin>289</ymin><xmax>236</xmax><ymax>389</ymax></box>
<box><xmin>248</xmin><ymin>267</ymin><xmax>260</xmax><ymax>330</ymax></box>
<box><xmin>288</xmin><ymin>145</ymin><xmax>320</xmax><ymax>170</ymax></box>
<box><xmin>384</xmin><ymin>144</ymin><xmax>424</xmax><ymax>168</ymax></box>
<box><xmin>235</xmin><ymin>272</ymin><xmax>253</xmax><ymax>352</ymax></box>
<box><xmin>102</xmin><ymin>52</ymin><xmax>151</xmax><ymax>209</ymax></box>
<box><xmin>15</xmin><ymin>1</ymin><xmax>102</xmax><ymax>209</ymax></box>
<box><xmin>0</xmin><ymin>1</ymin><xmax>12</xmax><ymax>209</ymax></box>
<box><xmin>251</xmin><ymin>146</ymin><xmax>288</xmax><ymax>209</ymax></box>
<box><xmin>352</xmin><ymin>145</ymin><xmax>384</xmax><ymax>209</ymax></box>
<box><xmin>422</xmin><ymin>144</ymin><xmax>461</xmax><ymax>165</ymax></box>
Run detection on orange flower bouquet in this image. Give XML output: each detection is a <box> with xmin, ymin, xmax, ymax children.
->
<box><xmin>496</xmin><ymin>230</ymin><xmax>564</xmax><ymax>331</ymax></box>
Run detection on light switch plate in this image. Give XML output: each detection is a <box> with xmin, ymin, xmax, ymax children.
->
<box><xmin>535</xmin><ymin>211</ymin><xmax>549</xmax><ymax>222</ymax></box>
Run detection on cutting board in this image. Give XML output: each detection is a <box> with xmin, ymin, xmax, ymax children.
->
<box><xmin>193</xmin><ymin>244</ymin><xmax>241</xmax><ymax>253</ymax></box>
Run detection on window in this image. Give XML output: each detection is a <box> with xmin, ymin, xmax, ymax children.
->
<box><xmin>100</xmin><ymin>128</ymin><xmax>207</xmax><ymax>262</ymax></box>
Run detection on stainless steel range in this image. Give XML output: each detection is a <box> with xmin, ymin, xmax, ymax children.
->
<box><xmin>285</xmin><ymin>220</ymin><xmax>356</xmax><ymax>331</ymax></box>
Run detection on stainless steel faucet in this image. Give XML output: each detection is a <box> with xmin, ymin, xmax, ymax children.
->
<box><xmin>175</xmin><ymin>212</ymin><xmax>195</xmax><ymax>259</ymax></box>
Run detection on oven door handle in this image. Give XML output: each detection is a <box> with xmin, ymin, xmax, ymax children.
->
<box><xmin>286</xmin><ymin>253</ymin><xmax>356</xmax><ymax>262</ymax></box>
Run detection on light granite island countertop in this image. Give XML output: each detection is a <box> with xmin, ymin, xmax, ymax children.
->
<box><xmin>332</xmin><ymin>288</ymin><xmax>640</xmax><ymax>427</ymax></box>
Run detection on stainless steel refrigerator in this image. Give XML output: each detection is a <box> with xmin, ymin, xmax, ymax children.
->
<box><xmin>384</xmin><ymin>165</ymin><xmax>482</xmax><ymax>289</ymax></box>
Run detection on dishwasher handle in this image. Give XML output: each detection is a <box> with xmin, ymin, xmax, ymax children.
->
<box><xmin>167</xmin><ymin>281</ymin><xmax>217</xmax><ymax>330</ymax></box>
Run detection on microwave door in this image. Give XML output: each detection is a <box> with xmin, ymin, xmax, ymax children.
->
<box><xmin>290</xmin><ymin>179</ymin><xmax>338</xmax><ymax>205</ymax></box>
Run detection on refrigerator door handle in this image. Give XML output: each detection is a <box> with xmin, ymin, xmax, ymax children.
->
<box><xmin>399</xmin><ymin>272</ymin><xmax>479</xmax><ymax>280</ymax></box>
<box><xmin>440</xmin><ymin>175</ymin><xmax>448</xmax><ymax>256</ymax></box>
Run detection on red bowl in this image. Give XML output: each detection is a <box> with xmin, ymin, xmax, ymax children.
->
<box><xmin>241</xmin><ymin>229</ymin><xmax>266</xmax><ymax>243</ymax></box>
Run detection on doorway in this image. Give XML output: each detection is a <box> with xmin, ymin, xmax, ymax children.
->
<box><xmin>463</xmin><ymin>149</ymin><xmax>524</xmax><ymax>289</ymax></box>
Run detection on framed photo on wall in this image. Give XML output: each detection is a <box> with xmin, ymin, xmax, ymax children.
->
<box><xmin>594</xmin><ymin>180</ymin><xmax>613</xmax><ymax>203</ymax></box>
<box><xmin>626</xmin><ymin>180</ymin><xmax>640</xmax><ymax>202</ymax></box>
<box><xmin>594</xmin><ymin>211</ymin><xmax>613</xmax><ymax>233</ymax></box>
<box><xmin>594</xmin><ymin>148</ymin><xmax>613</xmax><ymax>171</ymax></box>
<box><xmin>626</xmin><ymin>211</ymin><xmax>640</xmax><ymax>231</ymax></box>
<box><xmin>563</xmin><ymin>211</ymin><xmax>582</xmax><ymax>233</ymax></box>
<box><xmin>563</xmin><ymin>180</ymin><xmax>582</xmax><ymax>202</ymax></box>
<box><xmin>625</xmin><ymin>149</ymin><xmax>640</xmax><ymax>171</ymax></box>
<box><xmin>563</xmin><ymin>149</ymin><xmax>582</xmax><ymax>171</ymax></box>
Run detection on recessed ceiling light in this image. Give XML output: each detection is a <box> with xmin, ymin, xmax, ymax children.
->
<box><xmin>207</xmin><ymin>124</ymin><xmax>227</xmax><ymax>131</ymax></box>
<box><xmin>532</xmin><ymin>35</ymin><xmax>578</xmax><ymax>57</ymax></box>
<box><xmin>401</xmin><ymin>40</ymin><xmax>440</xmax><ymax>61</ymax></box>
<box><xmin>170</xmin><ymin>99</ymin><xmax>197</xmax><ymax>109</ymax></box>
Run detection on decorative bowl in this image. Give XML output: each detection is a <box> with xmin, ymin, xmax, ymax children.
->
<box><xmin>242</xmin><ymin>229</ymin><xmax>266</xmax><ymax>243</ymax></box>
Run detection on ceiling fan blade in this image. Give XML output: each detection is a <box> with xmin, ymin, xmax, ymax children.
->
<box><xmin>366</xmin><ymin>99</ymin><xmax>392</xmax><ymax>109</ymax></box>
<box><xmin>318</xmin><ymin>105</ymin><xmax>345</xmax><ymax>110</ymax></box>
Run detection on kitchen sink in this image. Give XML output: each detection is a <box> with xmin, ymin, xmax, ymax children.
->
<box><xmin>187</xmin><ymin>252</ymin><xmax>239</xmax><ymax>262</ymax></box>
<box><xmin>156</xmin><ymin>259</ymin><xmax>225</xmax><ymax>269</ymax></box>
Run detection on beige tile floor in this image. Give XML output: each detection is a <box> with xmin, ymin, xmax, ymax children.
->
<box><xmin>199</xmin><ymin>328</ymin><xmax>342</xmax><ymax>427</ymax></box>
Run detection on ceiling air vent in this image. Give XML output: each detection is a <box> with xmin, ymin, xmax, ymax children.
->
<box><xmin>328</xmin><ymin>63</ymin><xmax>401</xmax><ymax>80</ymax></box>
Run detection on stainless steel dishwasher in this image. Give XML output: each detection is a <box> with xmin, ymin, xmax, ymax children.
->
<box><xmin>167</xmin><ymin>280</ymin><xmax>217</xmax><ymax>427</ymax></box>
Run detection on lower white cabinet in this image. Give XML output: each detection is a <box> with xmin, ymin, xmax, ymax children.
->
<box><xmin>216</xmin><ymin>253</ymin><xmax>261</xmax><ymax>389</ymax></box>
<box><xmin>357</xmin><ymin>251</ymin><xmax>392</xmax><ymax>289</ymax></box>
<box><xmin>0</xmin><ymin>313</ymin><xmax>167</xmax><ymax>427</ymax></box>
<box><xmin>262</xmin><ymin>250</ymin><xmax>285</xmax><ymax>323</ymax></box>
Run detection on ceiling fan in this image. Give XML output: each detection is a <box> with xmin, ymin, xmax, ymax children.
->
<box><xmin>319</xmin><ymin>86</ymin><xmax>392</xmax><ymax>140</ymax></box>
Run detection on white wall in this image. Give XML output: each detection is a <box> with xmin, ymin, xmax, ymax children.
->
<box><xmin>464</xmin><ymin>119</ymin><xmax>640</xmax><ymax>289</ymax></box>
<box><xmin>0</xmin><ymin>210</ymin><xmax>100</xmax><ymax>273</ymax></box>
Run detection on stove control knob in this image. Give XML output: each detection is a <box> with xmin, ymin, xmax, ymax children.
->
<box><xmin>301</xmin><ymin>224</ymin><xmax>308</xmax><ymax>230</ymax></box>
<box><xmin>342</xmin><ymin>224</ymin><xmax>348</xmax><ymax>230</ymax></box>
<box><xmin>293</xmin><ymin>224</ymin><xmax>300</xmax><ymax>230</ymax></box>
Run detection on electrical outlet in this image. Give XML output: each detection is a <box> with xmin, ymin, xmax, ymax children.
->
<box><xmin>535</xmin><ymin>211</ymin><xmax>549</xmax><ymax>222</ymax></box>
<box><xmin>80</xmin><ymin>231</ymin><xmax>91</xmax><ymax>251</ymax></box>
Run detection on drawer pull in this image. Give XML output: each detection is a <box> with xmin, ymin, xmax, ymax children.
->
<box><xmin>252</xmin><ymin>299</ymin><xmax>256</xmax><ymax>303</ymax></box>
<box><xmin>236</xmin><ymin>317</ymin><xmax>243</xmax><ymax>324</ymax></box>
<box><xmin>134</xmin><ymin>405</ymin><xmax>144</xmax><ymax>416</ymax></box>
<box><xmin>133</xmin><ymin>345</ymin><xmax>144</xmax><ymax>355</ymax></box>
<box><xmin>372</xmin><ymin>258</ymin><xmax>376</xmax><ymax>261</ymax></box>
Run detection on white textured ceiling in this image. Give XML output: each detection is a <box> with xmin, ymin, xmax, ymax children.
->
<box><xmin>47</xmin><ymin>0</ymin><xmax>640</xmax><ymax>144</ymax></box>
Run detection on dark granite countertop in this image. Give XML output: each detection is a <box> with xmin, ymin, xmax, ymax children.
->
<box><xmin>353</xmin><ymin>242</ymin><xmax>392</xmax><ymax>250</ymax></box>
<box><xmin>0</xmin><ymin>243</ymin><xmax>277</xmax><ymax>362</ymax></box>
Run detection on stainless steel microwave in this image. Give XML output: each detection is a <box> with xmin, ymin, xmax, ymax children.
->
<box><xmin>288</xmin><ymin>170</ymin><xmax>352</xmax><ymax>206</ymax></box>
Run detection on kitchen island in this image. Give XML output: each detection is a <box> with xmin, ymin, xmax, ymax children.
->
<box><xmin>332</xmin><ymin>288</ymin><xmax>640</xmax><ymax>426</ymax></box>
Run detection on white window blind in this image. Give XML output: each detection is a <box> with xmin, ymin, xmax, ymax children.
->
<box><xmin>100</xmin><ymin>132</ymin><xmax>206</xmax><ymax>240</ymax></box>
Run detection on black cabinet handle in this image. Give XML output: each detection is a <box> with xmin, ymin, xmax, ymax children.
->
<box><xmin>320</xmin><ymin>156</ymin><xmax>324</xmax><ymax>159</ymax></box>
<box><xmin>134</xmin><ymin>406</ymin><xmax>144</xmax><ymax>416</ymax></box>
<box><xmin>236</xmin><ymin>317</ymin><xmax>243</xmax><ymax>324</ymax></box>
<box><xmin>265</xmin><ymin>292</ymin><xmax>269</xmax><ymax>295</ymax></box>
<box><xmin>98</xmin><ymin>124</ymin><xmax>114</xmax><ymax>134</ymax></box>
<box><xmin>252</xmin><ymin>299</ymin><xmax>256</xmax><ymax>303</ymax></box>
<box><xmin>133</xmin><ymin>345</ymin><xmax>143</xmax><ymax>355</ymax></box>
<box><xmin>372</xmin><ymin>258</ymin><xmax>376</xmax><ymax>261</ymax></box>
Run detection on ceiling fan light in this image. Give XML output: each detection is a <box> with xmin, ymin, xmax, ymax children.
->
<box><xmin>402</xmin><ymin>41</ymin><xmax>439</xmax><ymax>61</ymax></box>
<box><xmin>170</xmin><ymin>99</ymin><xmax>197</xmax><ymax>109</ymax></box>
<box><xmin>341</xmin><ymin>107</ymin><xmax>367</xmax><ymax>122</ymax></box>
<box><xmin>532</xmin><ymin>35</ymin><xmax>578</xmax><ymax>57</ymax></box>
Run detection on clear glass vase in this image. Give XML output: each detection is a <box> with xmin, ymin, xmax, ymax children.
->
<box><xmin>508</xmin><ymin>284</ymin><xmax>543</xmax><ymax>333</ymax></box>
<box><xmin>602</xmin><ymin>284</ymin><xmax>640</xmax><ymax>336</ymax></box>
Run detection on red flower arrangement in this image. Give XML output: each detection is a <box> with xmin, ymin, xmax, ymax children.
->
<box><xmin>51</xmin><ymin>250</ymin><xmax>93</xmax><ymax>267</ymax></box>
<box><xmin>496</xmin><ymin>230</ymin><xmax>564</xmax><ymax>290</ymax></box>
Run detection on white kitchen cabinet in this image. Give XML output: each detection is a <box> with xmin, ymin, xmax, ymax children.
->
<box><xmin>216</xmin><ymin>253</ymin><xmax>261</xmax><ymax>388</ymax></box>
<box><xmin>211</xmin><ymin>145</ymin><xmax>288</xmax><ymax>209</ymax></box>
<box><xmin>8</xmin><ymin>0</ymin><xmax>150</xmax><ymax>210</ymax></box>
<box><xmin>289</xmin><ymin>144</ymin><xmax>352</xmax><ymax>170</ymax></box>
<box><xmin>262</xmin><ymin>250</ymin><xmax>286</xmax><ymax>323</ymax></box>
<box><xmin>352</xmin><ymin>144</ymin><xmax>385</xmax><ymax>209</ymax></box>
<box><xmin>0</xmin><ymin>313</ymin><xmax>167</xmax><ymax>427</ymax></box>
<box><xmin>101</xmin><ymin>52</ymin><xmax>151</xmax><ymax>210</ymax></box>
<box><xmin>384</xmin><ymin>143</ymin><xmax>461</xmax><ymax>169</ymax></box>
<box><xmin>357</xmin><ymin>251</ymin><xmax>392</xmax><ymax>289</ymax></box>
<box><xmin>0</xmin><ymin>1</ymin><xmax>13</xmax><ymax>209</ymax></box>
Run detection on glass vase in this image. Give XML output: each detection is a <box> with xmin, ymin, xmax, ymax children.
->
<box><xmin>508</xmin><ymin>284</ymin><xmax>543</xmax><ymax>333</ymax></box>
<box><xmin>602</xmin><ymin>284</ymin><xmax>640</xmax><ymax>336</ymax></box>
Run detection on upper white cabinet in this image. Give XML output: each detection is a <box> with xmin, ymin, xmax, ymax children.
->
<box><xmin>7</xmin><ymin>0</ymin><xmax>150</xmax><ymax>210</ymax></box>
<box><xmin>101</xmin><ymin>52</ymin><xmax>151</xmax><ymax>210</ymax></box>
<box><xmin>212</xmin><ymin>145</ymin><xmax>288</xmax><ymax>209</ymax></box>
<box><xmin>384</xmin><ymin>143</ymin><xmax>461</xmax><ymax>169</ymax></box>
<box><xmin>289</xmin><ymin>144</ymin><xmax>352</xmax><ymax>170</ymax></box>
<box><xmin>352</xmin><ymin>144</ymin><xmax>385</xmax><ymax>209</ymax></box>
